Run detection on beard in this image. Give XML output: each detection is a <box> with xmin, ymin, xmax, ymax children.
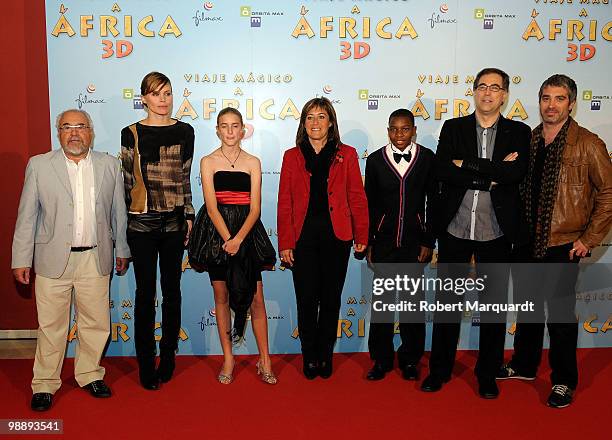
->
<box><xmin>541</xmin><ymin>112</ymin><xmax>567</xmax><ymax>125</ymax></box>
<box><xmin>63</xmin><ymin>142</ymin><xmax>90</xmax><ymax>157</ymax></box>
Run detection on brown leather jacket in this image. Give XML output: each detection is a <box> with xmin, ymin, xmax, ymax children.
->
<box><xmin>549</xmin><ymin>118</ymin><xmax>612</xmax><ymax>248</ymax></box>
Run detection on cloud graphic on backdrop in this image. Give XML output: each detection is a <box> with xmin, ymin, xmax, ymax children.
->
<box><xmin>243</xmin><ymin>123</ymin><xmax>254</xmax><ymax>140</ymax></box>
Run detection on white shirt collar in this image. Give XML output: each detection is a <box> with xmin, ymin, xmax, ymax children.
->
<box><xmin>388</xmin><ymin>142</ymin><xmax>415</xmax><ymax>155</ymax></box>
<box><xmin>62</xmin><ymin>148</ymin><xmax>92</xmax><ymax>166</ymax></box>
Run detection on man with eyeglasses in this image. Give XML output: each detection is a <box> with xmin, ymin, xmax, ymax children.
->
<box><xmin>497</xmin><ymin>74</ymin><xmax>611</xmax><ymax>408</ymax></box>
<box><xmin>364</xmin><ymin>109</ymin><xmax>437</xmax><ymax>382</ymax></box>
<box><xmin>420</xmin><ymin>68</ymin><xmax>531</xmax><ymax>398</ymax></box>
<box><xmin>12</xmin><ymin>109</ymin><xmax>130</xmax><ymax>411</ymax></box>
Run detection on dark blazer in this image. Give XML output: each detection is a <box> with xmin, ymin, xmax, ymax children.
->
<box><xmin>435</xmin><ymin>113</ymin><xmax>531</xmax><ymax>243</ymax></box>
<box><xmin>277</xmin><ymin>143</ymin><xmax>369</xmax><ymax>251</ymax></box>
<box><xmin>364</xmin><ymin>144</ymin><xmax>437</xmax><ymax>252</ymax></box>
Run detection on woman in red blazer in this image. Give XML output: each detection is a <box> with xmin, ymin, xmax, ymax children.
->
<box><xmin>277</xmin><ymin>97</ymin><xmax>368</xmax><ymax>379</ymax></box>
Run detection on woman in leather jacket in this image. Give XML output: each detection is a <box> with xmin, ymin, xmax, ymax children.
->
<box><xmin>120</xmin><ymin>72</ymin><xmax>195</xmax><ymax>390</ymax></box>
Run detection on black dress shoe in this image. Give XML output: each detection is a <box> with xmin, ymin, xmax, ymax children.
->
<box><xmin>401</xmin><ymin>364</ymin><xmax>419</xmax><ymax>381</ymax></box>
<box><xmin>420</xmin><ymin>374</ymin><xmax>449</xmax><ymax>392</ymax></box>
<box><xmin>157</xmin><ymin>353</ymin><xmax>176</xmax><ymax>383</ymax></box>
<box><xmin>319</xmin><ymin>360</ymin><xmax>333</xmax><ymax>379</ymax></box>
<box><xmin>31</xmin><ymin>393</ymin><xmax>52</xmax><ymax>411</ymax></box>
<box><xmin>478</xmin><ymin>378</ymin><xmax>499</xmax><ymax>399</ymax></box>
<box><xmin>83</xmin><ymin>380</ymin><xmax>112</xmax><ymax>398</ymax></box>
<box><xmin>366</xmin><ymin>363</ymin><xmax>391</xmax><ymax>381</ymax></box>
<box><xmin>303</xmin><ymin>361</ymin><xmax>319</xmax><ymax>380</ymax></box>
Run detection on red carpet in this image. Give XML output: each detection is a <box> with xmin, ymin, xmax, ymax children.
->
<box><xmin>1</xmin><ymin>349</ymin><xmax>610</xmax><ymax>439</ymax></box>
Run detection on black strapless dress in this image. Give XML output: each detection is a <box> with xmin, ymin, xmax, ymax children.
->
<box><xmin>188</xmin><ymin>171</ymin><xmax>276</xmax><ymax>343</ymax></box>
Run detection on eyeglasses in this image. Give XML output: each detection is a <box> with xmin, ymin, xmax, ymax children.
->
<box><xmin>475</xmin><ymin>83</ymin><xmax>505</xmax><ymax>93</ymax></box>
<box><xmin>58</xmin><ymin>124</ymin><xmax>91</xmax><ymax>132</ymax></box>
<box><xmin>388</xmin><ymin>127</ymin><xmax>413</xmax><ymax>134</ymax></box>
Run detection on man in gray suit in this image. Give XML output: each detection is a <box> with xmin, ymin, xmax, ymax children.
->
<box><xmin>12</xmin><ymin>109</ymin><xmax>130</xmax><ymax>411</ymax></box>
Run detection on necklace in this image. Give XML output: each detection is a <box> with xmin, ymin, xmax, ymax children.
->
<box><xmin>220</xmin><ymin>147</ymin><xmax>241</xmax><ymax>168</ymax></box>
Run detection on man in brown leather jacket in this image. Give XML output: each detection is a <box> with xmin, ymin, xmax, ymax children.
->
<box><xmin>497</xmin><ymin>74</ymin><xmax>612</xmax><ymax>408</ymax></box>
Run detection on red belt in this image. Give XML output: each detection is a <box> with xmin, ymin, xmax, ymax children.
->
<box><xmin>215</xmin><ymin>191</ymin><xmax>251</xmax><ymax>205</ymax></box>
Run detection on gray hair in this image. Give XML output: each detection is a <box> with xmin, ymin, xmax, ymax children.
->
<box><xmin>55</xmin><ymin>109</ymin><xmax>94</xmax><ymax>131</ymax></box>
<box><xmin>538</xmin><ymin>74</ymin><xmax>577</xmax><ymax>103</ymax></box>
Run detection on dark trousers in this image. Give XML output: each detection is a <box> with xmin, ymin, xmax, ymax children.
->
<box><xmin>292</xmin><ymin>214</ymin><xmax>351</xmax><ymax>362</ymax></box>
<box><xmin>510</xmin><ymin>243</ymin><xmax>579</xmax><ymax>388</ymax></box>
<box><xmin>368</xmin><ymin>245</ymin><xmax>425</xmax><ymax>369</ymax></box>
<box><xmin>128</xmin><ymin>230</ymin><xmax>185</xmax><ymax>362</ymax></box>
<box><xmin>429</xmin><ymin>233</ymin><xmax>511</xmax><ymax>381</ymax></box>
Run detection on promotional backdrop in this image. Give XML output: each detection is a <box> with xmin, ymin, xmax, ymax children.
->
<box><xmin>44</xmin><ymin>0</ymin><xmax>612</xmax><ymax>356</ymax></box>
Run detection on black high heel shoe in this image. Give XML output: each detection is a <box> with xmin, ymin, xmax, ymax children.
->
<box><xmin>138</xmin><ymin>358</ymin><xmax>160</xmax><ymax>390</ymax></box>
<box><xmin>157</xmin><ymin>353</ymin><xmax>176</xmax><ymax>383</ymax></box>
<box><xmin>140</xmin><ymin>374</ymin><xmax>160</xmax><ymax>390</ymax></box>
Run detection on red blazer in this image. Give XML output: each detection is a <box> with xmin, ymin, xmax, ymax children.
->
<box><xmin>277</xmin><ymin>143</ymin><xmax>369</xmax><ymax>251</ymax></box>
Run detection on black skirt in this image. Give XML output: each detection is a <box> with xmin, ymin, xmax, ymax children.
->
<box><xmin>188</xmin><ymin>204</ymin><xmax>277</xmax><ymax>343</ymax></box>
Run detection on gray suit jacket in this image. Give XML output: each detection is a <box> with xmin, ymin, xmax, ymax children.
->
<box><xmin>12</xmin><ymin>149</ymin><xmax>130</xmax><ymax>278</ymax></box>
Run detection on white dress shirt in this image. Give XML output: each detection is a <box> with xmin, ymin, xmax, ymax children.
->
<box><xmin>385</xmin><ymin>142</ymin><xmax>416</xmax><ymax>177</ymax></box>
<box><xmin>63</xmin><ymin>150</ymin><xmax>97</xmax><ymax>247</ymax></box>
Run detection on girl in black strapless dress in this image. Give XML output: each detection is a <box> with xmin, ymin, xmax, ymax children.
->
<box><xmin>189</xmin><ymin>108</ymin><xmax>277</xmax><ymax>384</ymax></box>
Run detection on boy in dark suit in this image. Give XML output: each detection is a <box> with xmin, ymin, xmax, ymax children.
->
<box><xmin>364</xmin><ymin>109</ymin><xmax>437</xmax><ymax>381</ymax></box>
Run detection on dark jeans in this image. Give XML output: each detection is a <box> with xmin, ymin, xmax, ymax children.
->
<box><xmin>510</xmin><ymin>242</ymin><xmax>580</xmax><ymax>388</ymax></box>
<box><xmin>429</xmin><ymin>233</ymin><xmax>512</xmax><ymax>381</ymax></box>
<box><xmin>368</xmin><ymin>245</ymin><xmax>425</xmax><ymax>369</ymax></box>
<box><xmin>292</xmin><ymin>214</ymin><xmax>351</xmax><ymax>362</ymax></box>
<box><xmin>128</xmin><ymin>230</ymin><xmax>185</xmax><ymax>362</ymax></box>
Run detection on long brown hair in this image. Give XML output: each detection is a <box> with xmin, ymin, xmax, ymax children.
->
<box><xmin>295</xmin><ymin>97</ymin><xmax>341</xmax><ymax>148</ymax></box>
